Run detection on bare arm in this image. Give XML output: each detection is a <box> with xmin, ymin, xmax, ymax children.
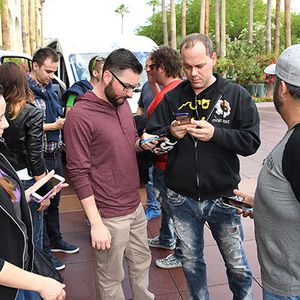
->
<box><xmin>0</xmin><ymin>261</ymin><xmax>66</xmax><ymax>300</ymax></box>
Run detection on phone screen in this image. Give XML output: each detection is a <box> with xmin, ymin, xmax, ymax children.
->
<box><xmin>175</xmin><ymin>112</ymin><xmax>191</xmax><ymax>125</ymax></box>
<box><xmin>222</xmin><ymin>196</ymin><xmax>253</xmax><ymax>211</ymax></box>
<box><xmin>34</xmin><ymin>177</ymin><xmax>62</xmax><ymax>197</ymax></box>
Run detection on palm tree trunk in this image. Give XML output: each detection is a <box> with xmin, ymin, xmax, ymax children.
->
<box><xmin>21</xmin><ymin>0</ymin><xmax>28</xmax><ymax>53</ymax></box>
<box><xmin>170</xmin><ymin>0</ymin><xmax>177</xmax><ymax>49</ymax></box>
<box><xmin>266</xmin><ymin>0</ymin><xmax>272</xmax><ymax>53</ymax></box>
<box><xmin>162</xmin><ymin>0</ymin><xmax>168</xmax><ymax>45</ymax></box>
<box><xmin>40</xmin><ymin>0</ymin><xmax>45</xmax><ymax>47</ymax></box>
<box><xmin>220</xmin><ymin>0</ymin><xmax>226</xmax><ymax>57</ymax></box>
<box><xmin>181</xmin><ymin>0</ymin><xmax>186</xmax><ymax>39</ymax></box>
<box><xmin>200</xmin><ymin>0</ymin><xmax>205</xmax><ymax>34</ymax></box>
<box><xmin>274</xmin><ymin>0</ymin><xmax>281</xmax><ymax>54</ymax></box>
<box><xmin>215</xmin><ymin>0</ymin><xmax>220</xmax><ymax>56</ymax></box>
<box><xmin>1</xmin><ymin>0</ymin><xmax>11</xmax><ymax>50</ymax></box>
<box><xmin>284</xmin><ymin>0</ymin><xmax>291</xmax><ymax>48</ymax></box>
<box><xmin>248</xmin><ymin>0</ymin><xmax>253</xmax><ymax>43</ymax></box>
<box><xmin>28</xmin><ymin>0</ymin><xmax>36</xmax><ymax>54</ymax></box>
<box><xmin>121</xmin><ymin>15</ymin><xmax>124</xmax><ymax>34</ymax></box>
<box><xmin>204</xmin><ymin>0</ymin><xmax>209</xmax><ymax>35</ymax></box>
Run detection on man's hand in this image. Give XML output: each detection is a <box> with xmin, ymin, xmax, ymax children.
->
<box><xmin>170</xmin><ymin>120</ymin><xmax>196</xmax><ymax>139</ymax></box>
<box><xmin>233</xmin><ymin>189</ymin><xmax>254</xmax><ymax>219</ymax></box>
<box><xmin>38</xmin><ymin>277</ymin><xmax>66</xmax><ymax>300</ymax></box>
<box><xmin>54</xmin><ymin>117</ymin><xmax>65</xmax><ymax>130</ymax></box>
<box><xmin>186</xmin><ymin>120</ymin><xmax>215</xmax><ymax>142</ymax></box>
<box><xmin>138</xmin><ymin>132</ymin><xmax>160</xmax><ymax>151</ymax></box>
<box><xmin>90</xmin><ymin>222</ymin><xmax>112</xmax><ymax>250</ymax></box>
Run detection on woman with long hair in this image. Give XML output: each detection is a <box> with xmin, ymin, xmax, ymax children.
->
<box><xmin>0</xmin><ymin>85</ymin><xmax>66</xmax><ymax>299</ymax></box>
<box><xmin>0</xmin><ymin>62</ymin><xmax>47</xmax><ymax>251</ymax></box>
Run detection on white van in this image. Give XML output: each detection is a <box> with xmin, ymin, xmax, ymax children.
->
<box><xmin>47</xmin><ymin>34</ymin><xmax>158</xmax><ymax>112</ymax></box>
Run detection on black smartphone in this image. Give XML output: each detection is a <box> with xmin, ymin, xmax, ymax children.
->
<box><xmin>175</xmin><ymin>112</ymin><xmax>191</xmax><ymax>125</ymax></box>
<box><xmin>222</xmin><ymin>196</ymin><xmax>253</xmax><ymax>212</ymax></box>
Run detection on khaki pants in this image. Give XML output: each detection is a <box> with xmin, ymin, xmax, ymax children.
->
<box><xmin>94</xmin><ymin>203</ymin><xmax>154</xmax><ymax>300</ymax></box>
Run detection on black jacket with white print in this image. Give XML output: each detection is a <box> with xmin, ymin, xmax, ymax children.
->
<box><xmin>146</xmin><ymin>73</ymin><xmax>261</xmax><ymax>200</ymax></box>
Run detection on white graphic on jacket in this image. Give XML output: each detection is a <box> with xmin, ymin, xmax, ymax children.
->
<box><xmin>215</xmin><ymin>99</ymin><xmax>231</xmax><ymax>118</ymax></box>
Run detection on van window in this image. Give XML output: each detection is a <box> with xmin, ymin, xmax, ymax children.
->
<box><xmin>1</xmin><ymin>57</ymin><xmax>31</xmax><ymax>72</ymax></box>
<box><xmin>69</xmin><ymin>51</ymin><xmax>150</xmax><ymax>86</ymax></box>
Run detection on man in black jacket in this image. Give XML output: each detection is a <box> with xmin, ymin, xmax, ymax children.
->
<box><xmin>147</xmin><ymin>33</ymin><xmax>260</xmax><ymax>299</ymax></box>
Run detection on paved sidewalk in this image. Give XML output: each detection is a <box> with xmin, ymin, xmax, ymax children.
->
<box><xmin>58</xmin><ymin>103</ymin><xmax>287</xmax><ymax>299</ymax></box>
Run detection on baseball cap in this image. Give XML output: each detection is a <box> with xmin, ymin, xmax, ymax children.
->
<box><xmin>264</xmin><ymin>44</ymin><xmax>300</xmax><ymax>87</ymax></box>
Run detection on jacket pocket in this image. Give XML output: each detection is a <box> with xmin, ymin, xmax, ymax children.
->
<box><xmin>166</xmin><ymin>188</ymin><xmax>186</xmax><ymax>206</ymax></box>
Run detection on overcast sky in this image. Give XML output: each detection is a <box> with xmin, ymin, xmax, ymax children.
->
<box><xmin>44</xmin><ymin>0</ymin><xmax>300</xmax><ymax>41</ymax></box>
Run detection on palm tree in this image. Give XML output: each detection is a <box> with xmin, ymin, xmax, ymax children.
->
<box><xmin>170</xmin><ymin>0</ymin><xmax>177</xmax><ymax>49</ymax></box>
<box><xmin>200</xmin><ymin>0</ymin><xmax>205</xmax><ymax>34</ymax></box>
<box><xmin>115</xmin><ymin>4</ymin><xmax>129</xmax><ymax>34</ymax></box>
<box><xmin>266</xmin><ymin>0</ymin><xmax>272</xmax><ymax>53</ymax></box>
<box><xmin>220</xmin><ymin>0</ymin><xmax>226</xmax><ymax>57</ymax></box>
<box><xmin>28</xmin><ymin>0</ymin><xmax>36</xmax><ymax>54</ymax></box>
<box><xmin>274</xmin><ymin>0</ymin><xmax>281</xmax><ymax>54</ymax></box>
<box><xmin>162</xmin><ymin>0</ymin><xmax>168</xmax><ymax>45</ymax></box>
<box><xmin>204</xmin><ymin>0</ymin><xmax>209</xmax><ymax>35</ymax></box>
<box><xmin>284</xmin><ymin>0</ymin><xmax>291</xmax><ymax>48</ymax></box>
<box><xmin>181</xmin><ymin>0</ymin><xmax>186</xmax><ymax>39</ymax></box>
<box><xmin>1</xmin><ymin>0</ymin><xmax>10</xmax><ymax>50</ymax></box>
<box><xmin>248</xmin><ymin>0</ymin><xmax>253</xmax><ymax>43</ymax></box>
<box><xmin>147</xmin><ymin>0</ymin><xmax>160</xmax><ymax>17</ymax></box>
<box><xmin>214</xmin><ymin>0</ymin><xmax>220</xmax><ymax>56</ymax></box>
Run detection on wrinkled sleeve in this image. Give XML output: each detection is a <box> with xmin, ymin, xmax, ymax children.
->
<box><xmin>64</xmin><ymin>109</ymin><xmax>94</xmax><ymax>200</ymax></box>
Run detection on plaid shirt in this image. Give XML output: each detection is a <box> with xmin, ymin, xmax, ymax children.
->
<box><xmin>32</xmin><ymin>82</ymin><xmax>62</xmax><ymax>153</ymax></box>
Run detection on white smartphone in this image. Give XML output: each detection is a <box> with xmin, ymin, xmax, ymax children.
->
<box><xmin>31</xmin><ymin>174</ymin><xmax>65</xmax><ymax>203</ymax></box>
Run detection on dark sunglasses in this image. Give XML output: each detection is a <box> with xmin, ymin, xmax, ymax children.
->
<box><xmin>109</xmin><ymin>70</ymin><xmax>141</xmax><ymax>92</ymax></box>
<box><xmin>148</xmin><ymin>63</ymin><xmax>160</xmax><ymax>71</ymax></box>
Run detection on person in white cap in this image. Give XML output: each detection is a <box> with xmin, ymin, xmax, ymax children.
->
<box><xmin>235</xmin><ymin>44</ymin><xmax>300</xmax><ymax>299</ymax></box>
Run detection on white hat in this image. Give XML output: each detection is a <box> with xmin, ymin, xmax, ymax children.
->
<box><xmin>264</xmin><ymin>44</ymin><xmax>300</xmax><ymax>87</ymax></box>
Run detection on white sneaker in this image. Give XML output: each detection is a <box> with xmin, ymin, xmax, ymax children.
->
<box><xmin>155</xmin><ymin>254</ymin><xmax>182</xmax><ymax>269</ymax></box>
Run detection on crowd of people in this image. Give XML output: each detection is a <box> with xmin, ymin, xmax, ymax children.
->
<box><xmin>0</xmin><ymin>32</ymin><xmax>300</xmax><ymax>300</ymax></box>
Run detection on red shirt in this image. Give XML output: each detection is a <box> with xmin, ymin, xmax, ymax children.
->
<box><xmin>147</xmin><ymin>79</ymin><xmax>182</xmax><ymax>170</ymax></box>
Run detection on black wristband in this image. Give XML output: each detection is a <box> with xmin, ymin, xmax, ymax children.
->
<box><xmin>139</xmin><ymin>139</ymin><xmax>144</xmax><ymax>150</ymax></box>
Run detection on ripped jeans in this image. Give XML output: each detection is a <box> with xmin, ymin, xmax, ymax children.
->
<box><xmin>165</xmin><ymin>188</ymin><xmax>253</xmax><ymax>300</ymax></box>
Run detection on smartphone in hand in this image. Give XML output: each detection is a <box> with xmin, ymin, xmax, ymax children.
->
<box><xmin>222</xmin><ymin>196</ymin><xmax>253</xmax><ymax>212</ymax></box>
<box><xmin>31</xmin><ymin>174</ymin><xmax>65</xmax><ymax>203</ymax></box>
<box><xmin>175</xmin><ymin>112</ymin><xmax>191</xmax><ymax>125</ymax></box>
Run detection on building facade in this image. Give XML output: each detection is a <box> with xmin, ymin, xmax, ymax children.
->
<box><xmin>0</xmin><ymin>0</ymin><xmax>44</xmax><ymax>54</ymax></box>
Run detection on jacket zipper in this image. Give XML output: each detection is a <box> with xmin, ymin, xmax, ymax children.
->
<box><xmin>193</xmin><ymin>94</ymin><xmax>223</xmax><ymax>201</ymax></box>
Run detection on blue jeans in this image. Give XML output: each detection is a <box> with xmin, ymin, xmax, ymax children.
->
<box><xmin>43</xmin><ymin>152</ymin><xmax>63</xmax><ymax>254</ymax></box>
<box><xmin>146</xmin><ymin>166</ymin><xmax>161</xmax><ymax>212</ymax></box>
<box><xmin>153</xmin><ymin>167</ymin><xmax>183</xmax><ymax>259</ymax></box>
<box><xmin>165</xmin><ymin>188</ymin><xmax>253</xmax><ymax>300</ymax></box>
<box><xmin>22</xmin><ymin>179</ymin><xmax>44</xmax><ymax>251</ymax></box>
<box><xmin>16</xmin><ymin>290</ymin><xmax>41</xmax><ymax>300</ymax></box>
<box><xmin>263</xmin><ymin>288</ymin><xmax>300</xmax><ymax>300</ymax></box>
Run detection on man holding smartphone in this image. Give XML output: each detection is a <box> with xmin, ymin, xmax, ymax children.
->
<box><xmin>236</xmin><ymin>44</ymin><xmax>300</xmax><ymax>299</ymax></box>
<box><xmin>147</xmin><ymin>33</ymin><xmax>260</xmax><ymax>299</ymax></box>
<box><xmin>27</xmin><ymin>48</ymin><xmax>79</xmax><ymax>271</ymax></box>
<box><xmin>64</xmin><ymin>48</ymin><xmax>156</xmax><ymax>300</ymax></box>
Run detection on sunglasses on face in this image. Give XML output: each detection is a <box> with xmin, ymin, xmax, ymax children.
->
<box><xmin>109</xmin><ymin>70</ymin><xmax>141</xmax><ymax>92</ymax></box>
<box><xmin>148</xmin><ymin>64</ymin><xmax>160</xmax><ymax>71</ymax></box>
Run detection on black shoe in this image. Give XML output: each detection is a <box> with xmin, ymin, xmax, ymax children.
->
<box><xmin>51</xmin><ymin>256</ymin><xmax>65</xmax><ymax>271</ymax></box>
<box><xmin>51</xmin><ymin>239</ymin><xmax>80</xmax><ymax>254</ymax></box>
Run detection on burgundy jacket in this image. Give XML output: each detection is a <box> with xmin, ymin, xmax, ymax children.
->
<box><xmin>64</xmin><ymin>91</ymin><xmax>141</xmax><ymax>218</ymax></box>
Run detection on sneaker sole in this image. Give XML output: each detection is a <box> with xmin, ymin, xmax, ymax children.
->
<box><xmin>51</xmin><ymin>248</ymin><xmax>80</xmax><ymax>254</ymax></box>
<box><xmin>55</xmin><ymin>264</ymin><xmax>66</xmax><ymax>271</ymax></box>
<box><xmin>148</xmin><ymin>243</ymin><xmax>176</xmax><ymax>250</ymax></box>
<box><xmin>155</xmin><ymin>260</ymin><xmax>182</xmax><ymax>269</ymax></box>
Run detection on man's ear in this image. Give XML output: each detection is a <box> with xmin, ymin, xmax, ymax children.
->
<box><xmin>32</xmin><ymin>62</ymin><xmax>39</xmax><ymax>71</ymax></box>
<box><xmin>102</xmin><ymin>70</ymin><xmax>112</xmax><ymax>85</ymax></box>
<box><xmin>280</xmin><ymin>80</ymin><xmax>288</xmax><ymax>96</ymax></box>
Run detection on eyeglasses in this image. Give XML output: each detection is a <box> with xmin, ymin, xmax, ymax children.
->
<box><xmin>109</xmin><ymin>70</ymin><xmax>141</xmax><ymax>92</ymax></box>
<box><xmin>148</xmin><ymin>64</ymin><xmax>160</xmax><ymax>71</ymax></box>
<box><xmin>91</xmin><ymin>56</ymin><xmax>106</xmax><ymax>70</ymax></box>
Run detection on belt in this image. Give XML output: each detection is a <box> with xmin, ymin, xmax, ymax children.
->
<box><xmin>44</xmin><ymin>149</ymin><xmax>61</xmax><ymax>158</ymax></box>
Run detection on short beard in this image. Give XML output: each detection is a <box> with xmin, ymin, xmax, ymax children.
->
<box><xmin>104</xmin><ymin>81</ymin><xmax>127</xmax><ymax>107</ymax></box>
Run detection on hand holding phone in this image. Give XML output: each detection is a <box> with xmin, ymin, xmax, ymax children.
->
<box><xmin>175</xmin><ymin>112</ymin><xmax>191</xmax><ymax>125</ymax></box>
<box><xmin>222</xmin><ymin>196</ymin><xmax>253</xmax><ymax>213</ymax></box>
<box><xmin>31</xmin><ymin>174</ymin><xmax>65</xmax><ymax>203</ymax></box>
